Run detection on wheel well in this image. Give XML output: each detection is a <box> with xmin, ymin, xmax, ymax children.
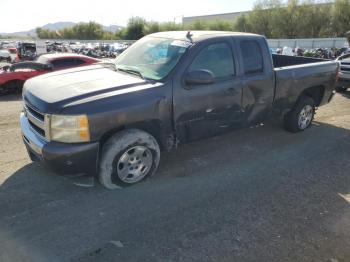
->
<box><xmin>302</xmin><ymin>86</ymin><xmax>325</xmax><ymax>106</ymax></box>
<box><xmin>4</xmin><ymin>79</ymin><xmax>24</xmax><ymax>87</ymax></box>
<box><xmin>98</xmin><ymin>120</ymin><xmax>164</xmax><ymax>151</ymax></box>
<box><xmin>99</xmin><ymin>126</ymin><xmax>125</xmax><ymax>149</ymax></box>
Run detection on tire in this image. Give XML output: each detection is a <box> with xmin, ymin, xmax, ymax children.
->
<box><xmin>99</xmin><ymin>129</ymin><xmax>160</xmax><ymax>189</ymax></box>
<box><xmin>335</xmin><ymin>86</ymin><xmax>348</xmax><ymax>92</ymax></box>
<box><xmin>284</xmin><ymin>96</ymin><xmax>315</xmax><ymax>133</ymax></box>
<box><xmin>0</xmin><ymin>80</ymin><xmax>23</xmax><ymax>95</ymax></box>
<box><xmin>0</xmin><ymin>85</ymin><xmax>7</xmax><ymax>95</ymax></box>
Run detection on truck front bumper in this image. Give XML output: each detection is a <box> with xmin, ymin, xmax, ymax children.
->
<box><xmin>20</xmin><ymin>113</ymin><xmax>99</xmax><ymax>177</ymax></box>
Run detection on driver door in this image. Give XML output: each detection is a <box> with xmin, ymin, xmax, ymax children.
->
<box><xmin>173</xmin><ymin>40</ymin><xmax>243</xmax><ymax>142</ymax></box>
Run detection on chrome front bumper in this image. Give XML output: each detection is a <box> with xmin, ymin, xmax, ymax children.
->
<box><xmin>20</xmin><ymin>112</ymin><xmax>46</xmax><ymax>157</ymax></box>
<box><xmin>20</xmin><ymin>112</ymin><xmax>99</xmax><ymax>176</ymax></box>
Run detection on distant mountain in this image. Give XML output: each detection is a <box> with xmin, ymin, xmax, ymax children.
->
<box><xmin>0</xmin><ymin>22</ymin><xmax>123</xmax><ymax>37</ymax></box>
<box><xmin>42</xmin><ymin>22</ymin><xmax>77</xmax><ymax>31</ymax></box>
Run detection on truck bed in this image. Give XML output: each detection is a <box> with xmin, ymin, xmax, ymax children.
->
<box><xmin>272</xmin><ymin>54</ymin><xmax>339</xmax><ymax>115</ymax></box>
<box><xmin>272</xmin><ymin>54</ymin><xmax>329</xmax><ymax>68</ymax></box>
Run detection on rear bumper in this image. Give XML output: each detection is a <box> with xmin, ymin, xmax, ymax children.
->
<box><xmin>338</xmin><ymin>71</ymin><xmax>350</xmax><ymax>87</ymax></box>
<box><xmin>338</xmin><ymin>78</ymin><xmax>350</xmax><ymax>87</ymax></box>
<box><xmin>20</xmin><ymin>113</ymin><xmax>99</xmax><ymax>177</ymax></box>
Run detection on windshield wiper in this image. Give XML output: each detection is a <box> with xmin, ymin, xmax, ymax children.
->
<box><xmin>116</xmin><ymin>67</ymin><xmax>144</xmax><ymax>80</ymax></box>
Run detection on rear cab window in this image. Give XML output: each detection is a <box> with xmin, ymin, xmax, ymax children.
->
<box><xmin>240</xmin><ymin>40</ymin><xmax>264</xmax><ymax>75</ymax></box>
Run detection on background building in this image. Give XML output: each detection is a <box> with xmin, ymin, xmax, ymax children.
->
<box><xmin>182</xmin><ymin>11</ymin><xmax>250</xmax><ymax>26</ymax></box>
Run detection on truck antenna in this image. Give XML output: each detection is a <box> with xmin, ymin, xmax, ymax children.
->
<box><xmin>186</xmin><ymin>31</ymin><xmax>193</xmax><ymax>42</ymax></box>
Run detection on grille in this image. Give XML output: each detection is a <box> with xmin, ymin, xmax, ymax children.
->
<box><xmin>24</xmin><ymin>102</ymin><xmax>47</xmax><ymax>140</ymax></box>
<box><xmin>26</xmin><ymin>105</ymin><xmax>44</xmax><ymax>122</ymax></box>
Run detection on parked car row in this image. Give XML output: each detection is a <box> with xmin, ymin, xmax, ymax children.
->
<box><xmin>2</xmin><ymin>39</ymin><xmax>349</xmax><ymax>97</ymax></box>
<box><xmin>272</xmin><ymin>46</ymin><xmax>347</xmax><ymax>59</ymax></box>
<box><xmin>0</xmin><ymin>40</ymin><xmax>131</xmax><ymax>61</ymax></box>
<box><xmin>0</xmin><ymin>53</ymin><xmax>100</xmax><ymax>95</ymax></box>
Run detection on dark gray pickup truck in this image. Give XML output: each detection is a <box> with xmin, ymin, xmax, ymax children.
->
<box><xmin>21</xmin><ymin>31</ymin><xmax>339</xmax><ymax>189</ymax></box>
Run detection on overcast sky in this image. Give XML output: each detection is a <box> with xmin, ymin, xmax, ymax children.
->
<box><xmin>0</xmin><ymin>0</ymin><xmax>256</xmax><ymax>33</ymax></box>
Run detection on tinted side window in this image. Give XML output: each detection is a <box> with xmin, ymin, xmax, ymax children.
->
<box><xmin>51</xmin><ymin>58</ymin><xmax>77</xmax><ymax>68</ymax></box>
<box><xmin>240</xmin><ymin>41</ymin><xmax>263</xmax><ymax>74</ymax></box>
<box><xmin>189</xmin><ymin>43</ymin><xmax>235</xmax><ymax>79</ymax></box>
<box><xmin>75</xmin><ymin>59</ymin><xmax>86</xmax><ymax>66</ymax></box>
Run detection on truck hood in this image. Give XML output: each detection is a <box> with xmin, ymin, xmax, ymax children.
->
<box><xmin>23</xmin><ymin>64</ymin><xmax>160</xmax><ymax>113</ymax></box>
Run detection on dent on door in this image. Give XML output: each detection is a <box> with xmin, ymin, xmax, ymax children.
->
<box><xmin>242</xmin><ymin>76</ymin><xmax>275</xmax><ymax>124</ymax></box>
<box><xmin>175</xmin><ymin>40</ymin><xmax>243</xmax><ymax>142</ymax></box>
<box><xmin>176</xmin><ymin>81</ymin><xmax>243</xmax><ymax>141</ymax></box>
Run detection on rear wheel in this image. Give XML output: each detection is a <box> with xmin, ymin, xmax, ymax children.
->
<box><xmin>99</xmin><ymin>129</ymin><xmax>160</xmax><ymax>189</ymax></box>
<box><xmin>284</xmin><ymin>96</ymin><xmax>315</xmax><ymax>133</ymax></box>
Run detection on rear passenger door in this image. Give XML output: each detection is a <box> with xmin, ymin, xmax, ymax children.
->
<box><xmin>237</xmin><ymin>38</ymin><xmax>275</xmax><ymax>125</ymax></box>
<box><xmin>173</xmin><ymin>39</ymin><xmax>243</xmax><ymax>142</ymax></box>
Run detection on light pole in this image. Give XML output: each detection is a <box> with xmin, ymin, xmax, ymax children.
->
<box><xmin>173</xmin><ymin>15</ymin><xmax>184</xmax><ymax>25</ymax></box>
<box><xmin>109</xmin><ymin>23</ymin><xmax>119</xmax><ymax>41</ymax></box>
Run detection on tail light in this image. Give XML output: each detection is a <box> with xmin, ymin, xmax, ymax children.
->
<box><xmin>335</xmin><ymin>65</ymin><xmax>340</xmax><ymax>83</ymax></box>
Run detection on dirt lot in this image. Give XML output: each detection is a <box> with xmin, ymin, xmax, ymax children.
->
<box><xmin>0</xmin><ymin>93</ymin><xmax>350</xmax><ymax>262</ymax></box>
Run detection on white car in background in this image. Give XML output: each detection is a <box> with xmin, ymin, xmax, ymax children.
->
<box><xmin>336</xmin><ymin>54</ymin><xmax>350</xmax><ymax>92</ymax></box>
<box><xmin>0</xmin><ymin>50</ymin><xmax>11</xmax><ymax>62</ymax></box>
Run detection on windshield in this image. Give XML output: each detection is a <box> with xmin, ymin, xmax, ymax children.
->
<box><xmin>115</xmin><ymin>36</ymin><xmax>191</xmax><ymax>81</ymax></box>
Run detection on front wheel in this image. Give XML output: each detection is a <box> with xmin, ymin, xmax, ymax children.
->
<box><xmin>284</xmin><ymin>96</ymin><xmax>315</xmax><ymax>133</ymax></box>
<box><xmin>99</xmin><ymin>129</ymin><xmax>160</xmax><ymax>189</ymax></box>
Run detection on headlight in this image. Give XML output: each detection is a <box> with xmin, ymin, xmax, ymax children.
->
<box><xmin>50</xmin><ymin>114</ymin><xmax>90</xmax><ymax>143</ymax></box>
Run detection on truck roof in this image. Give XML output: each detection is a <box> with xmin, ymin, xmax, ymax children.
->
<box><xmin>148</xmin><ymin>31</ymin><xmax>262</xmax><ymax>42</ymax></box>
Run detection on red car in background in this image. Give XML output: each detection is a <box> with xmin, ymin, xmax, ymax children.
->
<box><xmin>0</xmin><ymin>53</ymin><xmax>100</xmax><ymax>95</ymax></box>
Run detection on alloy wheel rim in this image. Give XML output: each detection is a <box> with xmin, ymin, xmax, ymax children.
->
<box><xmin>116</xmin><ymin>146</ymin><xmax>153</xmax><ymax>184</ymax></box>
<box><xmin>298</xmin><ymin>105</ymin><xmax>313</xmax><ymax>130</ymax></box>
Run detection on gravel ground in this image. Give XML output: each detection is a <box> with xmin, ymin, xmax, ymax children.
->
<box><xmin>0</xmin><ymin>93</ymin><xmax>350</xmax><ymax>262</ymax></box>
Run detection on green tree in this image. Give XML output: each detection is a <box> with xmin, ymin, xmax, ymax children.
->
<box><xmin>185</xmin><ymin>20</ymin><xmax>209</xmax><ymax>30</ymax></box>
<box><xmin>124</xmin><ymin>17</ymin><xmax>147</xmax><ymax>40</ymax></box>
<box><xmin>145</xmin><ymin>21</ymin><xmax>161</xmax><ymax>35</ymax></box>
<box><xmin>36</xmin><ymin>22</ymin><xmax>105</xmax><ymax>39</ymax></box>
<box><xmin>247</xmin><ymin>0</ymin><xmax>282</xmax><ymax>38</ymax></box>
<box><xmin>298</xmin><ymin>0</ymin><xmax>331</xmax><ymax>38</ymax></box>
<box><xmin>270</xmin><ymin>0</ymin><xmax>301</xmax><ymax>38</ymax></box>
<box><xmin>207</xmin><ymin>20</ymin><xmax>233</xmax><ymax>31</ymax></box>
<box><xmin>159</xmin><ymin>22</ymin><xmax>182</xmax><ymax>31</ymax></box>
<box><xmin>70</xmin><ymin>22</ymin><xmax>104</xmax><ymax>39</ymax></box>
<box><xmin>332</xmin><ymin>0</ymin><xmax>350</xmax><ymax>37</ymax></box>
<box><xmin>233</xmin><ymin>15</ymin><xmax>252</xmax><ymax>32</ymax></box>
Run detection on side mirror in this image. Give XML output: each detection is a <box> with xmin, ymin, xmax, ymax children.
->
<box><xmin>185</xmin><ymin>69</ymin><xmax>215</xmax><ymax>85</ymax></box>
